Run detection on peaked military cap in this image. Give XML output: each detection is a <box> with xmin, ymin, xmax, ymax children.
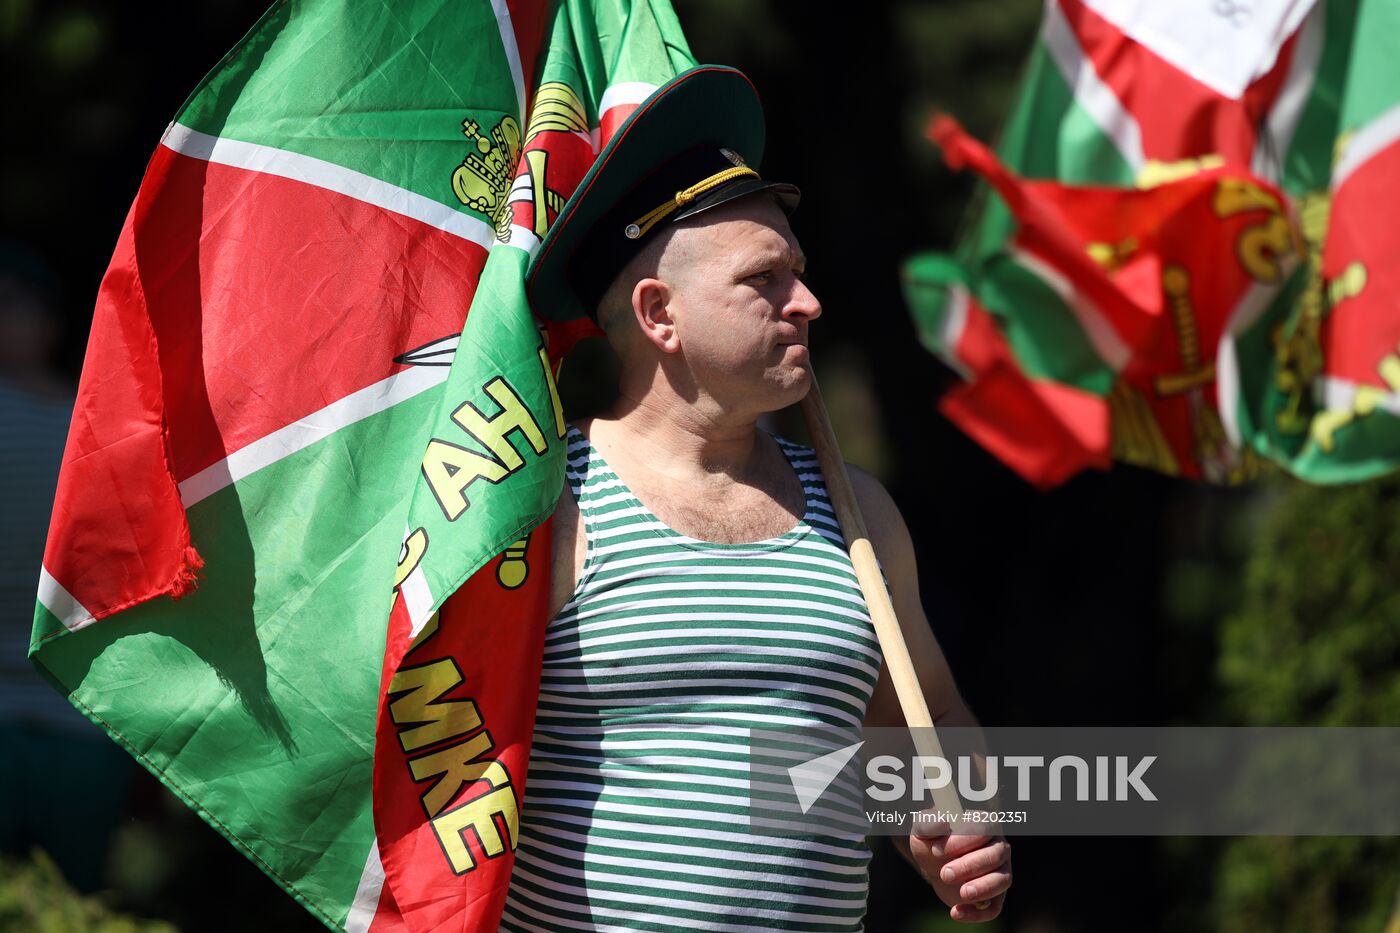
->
<box><xmin>526</xmin><ymin>65</ymin><xmax>799</xmax><ymax>322</ymax></box>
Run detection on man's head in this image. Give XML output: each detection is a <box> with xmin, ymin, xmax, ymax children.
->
<box><xmin>595</xmin><ymin>192</ymin><xmax>819</xmax><ymax>417</ymax></box>
<box><xmin>525</xmin><ymin>66</ymin><xmax>812</xmax><ymax>416</ymax></box>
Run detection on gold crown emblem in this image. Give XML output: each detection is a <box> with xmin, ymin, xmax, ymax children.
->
<box><xmin>452</xmin><ymin>83</ymin><xmax>589</xmax><ymax>243</ymax></box>
<box><xmin>452</xmin><ymin>114</ymin><xmax>523</xmax><ymax>238</ymax></box>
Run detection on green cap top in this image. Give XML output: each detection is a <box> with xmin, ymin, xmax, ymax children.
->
<box><xmin>527</xmin><ymin>65</ymin><xmax>799</xmax><ymax>323</ymax></box>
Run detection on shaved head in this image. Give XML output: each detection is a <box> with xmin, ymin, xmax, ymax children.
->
<box><xmin>596</xmin><ymin>193</ymin><xmax>788</xmax><ymax>346</ymax></box>
<box><xmin>589</xmin><ymin>193</ymin><xmax>819</xmax><ymax>420</ymax></box>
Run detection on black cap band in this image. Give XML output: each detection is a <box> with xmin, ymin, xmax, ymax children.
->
<box><xmin>566</xmin><ymin>146</ymin><xmax>798</xmax><ymax>318</ymax></box>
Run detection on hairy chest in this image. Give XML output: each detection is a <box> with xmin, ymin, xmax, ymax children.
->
<box><xmin>549</xmin><ymin>478</ymin><xmax>805</xmax><ymax>618</ymax></box>
<box><xmin>638</xmin><ymin>479</ymin><xmax>804</xmax><ymax>543</ymax></box>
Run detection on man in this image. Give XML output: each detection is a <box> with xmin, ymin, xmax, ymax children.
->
<box><xmin>505</xmin><ymin>65</ymin><xmax>1010</xmax><ymax>929</ymax></box>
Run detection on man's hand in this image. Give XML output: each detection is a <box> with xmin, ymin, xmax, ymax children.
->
<box><xmin>908</xmin><ymin>821</ymin><xmax>1012</xmax><ymax>923</ymax></box>
<box><xmin>849</xmin><ymin>468</ymin><xmax>1013</xmax><ymax>920</ymax></box>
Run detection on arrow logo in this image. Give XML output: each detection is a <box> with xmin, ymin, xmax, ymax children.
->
<box><xmin>787</xmin><ymin>741</ymin><xmax>864</xmax><ymax>814</ymax></box>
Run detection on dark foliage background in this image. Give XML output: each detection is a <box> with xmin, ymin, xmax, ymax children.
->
<box><xmin>2</xmin><ymin>1</ymin><xmax>1395</xmax><ymax>930</ymax></box>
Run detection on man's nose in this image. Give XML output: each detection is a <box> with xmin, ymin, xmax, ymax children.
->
<box><xmin>785</xmin><ymin>277</ymin><xmax>822</xmax><ymax>322</ymax></box>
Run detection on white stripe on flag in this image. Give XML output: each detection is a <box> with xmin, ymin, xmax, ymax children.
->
<box><xmin>937</xmin><ymin>285</ymin><xmax>972</xmax><ymax>379</ymax></box>
<box><xmin>1008</xmin><ymin>245</ymin><xmax>1132</xmax><ymax>371</ymax></box>
<box><xmin>592</xmin><ymin>82</ymin><xmax>658</xmax><ymax>151</ymax></box>
<box><xmin>178</xmin><ymin>365</ymin><xmax>449</xmax><ymax>507</ymax></box>
<box><xmin>399</xmin><ymin>524</ymin><xmax>438</xmax><ymax>639</ymax></box>
<box><xmin>1333</xmin><ymin>101</ymin><xmax>1400</xmax><ymax>192</ymax></box>
<box><xmin>1041</xmin><ymin>1</ymin><xmax>1146</xmax><ymax>173</ymax></box>
<box><xmin>1253</xmin><ymin>3</ymin><xmax>1326</xmax><ymax>181</ymax></box>
<box><xmin>501</xmin><ymin>224</ymin><xmax>542</xmax><ymax>260</ymax></box>
<box><xmin>1216</xmin><ymin>281</ymin><xmax>1288</xmax><ymax>448</ymax></box>
<box><xmin>598</xmin><ymin>82</ymin><xmax>658</xmax><ymax>117</ymax></box>
<box><xmin>160</xmin><ymin>124</ymin><xmax>497</xmax><ymax>251</ymax></box>
<box><xmin>489</xmin><ymin>0</ymin><xmax>527</xmax><ymax>123</ymax></box>
<box><xmin>37</xmin><ymin>565</ymin><xmax>97</xmax><ymax>634</ymax></box>
<box><xmin>343</xmin><ymin>840</ymin><xmax>385</xmax><ymax>933</ymax></box>
<box><xmin>1318</xmin><ymin>376</ymin><xmax>1400</xmax><ymax>418</ymax></box>
<box><xmin>401</xmin><ymin>565</ymin><xmax>436</xmax><ymax>638</ymax></box>
<box><xmin>1078</xmin><ymin>0</ymin><xmax>1316</xmax><ymax>101</ymax></box>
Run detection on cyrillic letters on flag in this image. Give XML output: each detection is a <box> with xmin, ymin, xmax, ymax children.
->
<box><xmin>30</xmin><ymin>1</ymin><xmax>696</xmax><ymax>929</ymax></box>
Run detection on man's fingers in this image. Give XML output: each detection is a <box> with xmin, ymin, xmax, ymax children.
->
<box><xmin>949</xmin><ymin>894</ymin><xmax>1004</xmax><ymax>923</ymax></box>
<box><xmin>958</xmin><ymin>868</ymin><xmax>1012</xmax><ymax>905</ymax></box>
<box><xmin>910</xmin><ymin>818</ymin><xmax>950</xmax><ymax>840</ymax></box>
<box><xmin>909</xmin><ymin>830</ymin><xmax>948</xmax><ymax>865</ymax></box>
<box><xmin>941</xmin><ymin>830</ymin><xmax>993</xmax><ymax>860</ymax></box>
<box><xmin>910</xmin><ymin>828</ymin><xmax>987</xmax><ymax>866</ymax></box>
<box><xmin>937</xmin><ymin>839</ymin><xmax>1011</xmax><ymax>886</ymax></box>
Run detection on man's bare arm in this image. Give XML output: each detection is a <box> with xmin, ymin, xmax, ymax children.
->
<box><xmin>848</xmin><ymin>464</ymin><xmax>1011</xmax><ymax>924</ymax></box>
<box><xmin>849</xmin><ymin>464</ymin><xmax>971</xmax><ymax>730</ymax></box>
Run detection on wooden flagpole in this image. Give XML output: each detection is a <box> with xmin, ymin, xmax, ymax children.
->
<box><xmin>798</xmin><ymin>373</ymin><xmax>968</xmax><ymax>824</ymax></box>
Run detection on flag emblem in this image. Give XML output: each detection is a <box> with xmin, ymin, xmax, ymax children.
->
<box><xmin>452</xmin><ymin>114</ymin><xmax>524</xmax><ymax>237</ymax></box>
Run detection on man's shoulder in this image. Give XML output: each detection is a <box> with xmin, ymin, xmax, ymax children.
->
<box><xmin>843</xmin><ymin>462</ymin><xmax>916</xmax><ymax>575</ymax></box>
<box><xmin>761</xmin><ymin>439</ymin><xmax>904</xmax><ymax>535</ymax></box>
<box><xmin>842</xmin><ymin>462</ymin><xmax>900</xmax><ymax>521</ymax></box>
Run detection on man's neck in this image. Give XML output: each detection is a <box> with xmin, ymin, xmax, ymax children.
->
<box><xmin>590</xmin><ymin>392</ymin><xmax>766</xmax><ymax>483</ymax></box>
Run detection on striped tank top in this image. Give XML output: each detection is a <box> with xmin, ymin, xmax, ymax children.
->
<box><xmin>500</xmin><ymin>424</ymin><xmax>881</xmax><ymax>932</ymax></box>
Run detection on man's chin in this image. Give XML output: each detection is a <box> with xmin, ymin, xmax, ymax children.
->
<box><xmin>765</xmin><ymin>362</ymin><xmax>814</xmax><ymax>407</ymax></box>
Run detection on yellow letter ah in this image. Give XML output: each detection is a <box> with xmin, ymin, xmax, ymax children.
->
<box><xmin>451</xmin><ymin>377</ymin><xmax>547</xmax><ymax>469</ymax></box>
<box><xmin>421</xmin><ymin>440</ymin><xmax>511</xmax><ymax>521</ymax></box>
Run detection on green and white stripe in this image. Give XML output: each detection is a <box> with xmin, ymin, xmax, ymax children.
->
<box><xmin>501</xmin><ymin>426</ymin><xmax>879</xmax><ymax>931</ymax></box>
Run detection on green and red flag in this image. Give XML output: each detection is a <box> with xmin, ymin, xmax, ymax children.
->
<box><xmin>909</xmin><ymin>117</ymin><xmax>1303</xmax><ymax>486</ymax></box>
<box><xmin>1225</xmin><ymin>0</ymin><xmax>1400</xmax><ymax>481</ymax></box>
<box><xmin>30</xmin><ymin>0</ymin><xmax>693</xmax><ymax>929</ymax></box>
<box><xmin>907</xmin><ymin>0</ymin><xmax>1400</xmax><ymax>486</ymax></box>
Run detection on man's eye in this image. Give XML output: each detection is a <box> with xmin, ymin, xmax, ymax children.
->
<box><xmin>747</xmin><ymin>271</ymin><xmax>773</xmax><ymax>284</ymax></box>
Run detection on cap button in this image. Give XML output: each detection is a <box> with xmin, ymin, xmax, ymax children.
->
<box><xmin>624</xmin><ymin>223</ymin><xmax>642</xmax><ymax>239</ymax></box>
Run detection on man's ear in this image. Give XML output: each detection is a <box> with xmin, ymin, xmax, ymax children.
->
<box><xmin>632</xmin><ymin>277</ymin><xmax>680</xmax><ymax>353</ymax></box>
